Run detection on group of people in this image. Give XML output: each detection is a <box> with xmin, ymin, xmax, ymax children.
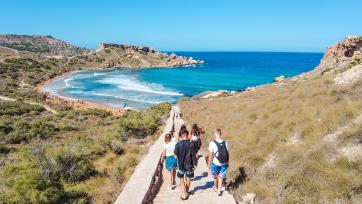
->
<box><xmin>161</xmin><ymin>123</ymin><xmax>229</xmax><ymax>200</ymax></box>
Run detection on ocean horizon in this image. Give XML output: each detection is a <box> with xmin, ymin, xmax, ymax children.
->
<box><xmin>44</xmin><ymin>51</ymin><xmax>324</xmax><ymax>109</ymax></box>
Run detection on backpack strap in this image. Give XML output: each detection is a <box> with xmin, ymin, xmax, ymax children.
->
<box><xmin>213</xmin><ymin>140</ymin><xmax>220</xmax><ymax>156</ymax></box>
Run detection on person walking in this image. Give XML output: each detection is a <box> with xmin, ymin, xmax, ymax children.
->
<box><xmin>174</xmin><ymin>129</ymin><xmax>194</xmax><ymax>200</ymax></box>
<box><xmin>208</xmin><ymin>128</ymin><xmax>229</xmax><ymax>196</ymax></box>
<box><xmin>161</xmin><ymin>133</ymin><xmax>177</xmax><ymax>190</ymax></box>
<box><xmin>189</xmin><ymin>123</ymin><xmax>202</xmax><ymax>167</ymax></box>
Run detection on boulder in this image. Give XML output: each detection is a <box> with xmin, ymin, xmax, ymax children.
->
<box><xmin>242</xmin><ymin>193</ymin><xmax>256</xmax><ymax>204</ymax></box>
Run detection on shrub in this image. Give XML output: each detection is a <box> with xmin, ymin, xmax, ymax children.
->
<box><xmin>0</xmin><ymin>117</ymin><xmax>59</xmax><ymax>144</ymax></box>
<box><xmin>0</xmin><ymin>101</ymin><xmax>45</xmax><ymax>116</ymax></box>
<box><xmin>0</xmin><ymin>149</ymin><xmax>64</xmax><ymax>204</ymax></box>
<box><xmin>118</xmin><ymin>103</ymin><xmax>171</xmax><ymax>140</ymax></box>
<box><xmin>0</xmin><ymin>145</ymin><xmax>12</xmax><ymax>154</ymax></box>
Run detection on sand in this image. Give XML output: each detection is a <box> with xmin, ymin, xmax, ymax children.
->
<box><xmin>36</xmin><ymin>70</ymin><xmax>126</xmax><ymax>116</ymax></box>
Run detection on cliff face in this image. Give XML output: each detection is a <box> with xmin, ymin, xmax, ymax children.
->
<box><xmin>93</xmin><ymin>43</ymin><xmax>203</xmax><ymax>68</ymax></box>
<box><xmin>317</xmin><ymin>36</ymin><xmax>362</xmax><ymax>72</ymax></box>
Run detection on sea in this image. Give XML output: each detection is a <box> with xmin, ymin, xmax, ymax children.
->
<box><xmin>44</xmin><ymin>52</ymin><xmax>323</xmax><ymax>110</ymax></box>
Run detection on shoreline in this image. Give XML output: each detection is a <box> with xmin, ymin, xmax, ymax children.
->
<box><xmin>35</xmin><ymin>63</ymin><xmax>198</xmax><ymax>114</ymax></box>
<box><xmin>37</xmin><ymin>68</ymin><xmax>128</xmax><ymax>115</ymax></box>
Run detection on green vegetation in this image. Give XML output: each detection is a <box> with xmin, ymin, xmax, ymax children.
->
<box><xmin>178</xmin><ymin>97</ymin><xmax>191</xmax><ymax>102</ymax></box>
<box><xmin>118</xmin><ymin>103</ymin><xmax>171</xmax><ymax>140</ymax></box>
<box><xmin>0</xmin><ymin>101</ymin><xmax>45</xmax><ymax>116</ymax></box>
<box><xmin>181</xmin><ymin>77</ymin><xmax>362</xmax><ymax>203</ymax></box>
<box><xmin>0</xmin><ymin>102</ymin><xmax>170</xmax><ymax>203</ymax></box>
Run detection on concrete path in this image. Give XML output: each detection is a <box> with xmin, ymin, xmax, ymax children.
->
<box><xmin>114</xmin><ymin>106</ymin><xmax>183</xmax><ymax>204</ymax></box>
<box><xmin>154</xmin><ymin>113</ymin><xmax>236</xmax><ymax>204</ymax></box>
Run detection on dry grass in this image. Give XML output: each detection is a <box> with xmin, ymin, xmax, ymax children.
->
<box><xmin>180</xmin><ymin>77</ymin><xmax>362</xmax><ymax>203</ymax></box>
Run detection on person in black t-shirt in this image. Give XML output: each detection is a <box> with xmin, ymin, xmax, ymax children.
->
<box><xmin>174</xmin><ymin>129</ymin><xmax>194</xmax><ymax>200</ymax></box>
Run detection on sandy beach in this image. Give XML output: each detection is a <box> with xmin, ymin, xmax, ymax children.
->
<box><xmin>37</xmin><ymin>70</ymin><xmax>126</xmax><ymax>116</ymax></box>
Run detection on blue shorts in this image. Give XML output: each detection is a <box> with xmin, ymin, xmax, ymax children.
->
<box><xmin>211</xmin><ymin>163</ymin><xmax>228</xmax><ymax>178</ymax></box>
<box><xmin>165</xmin><ymin>156</ymin><xmax>177</xmax><ymax>171</ymax></box>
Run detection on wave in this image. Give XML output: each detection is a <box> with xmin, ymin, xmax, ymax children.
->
<box><xmin>97</xmin><ymin>76</ymin><xmax>183</xmax><ymax>96</ymax></box>
<box><xmin>91</xmin><ymin>92</ymin><xmax>161</xmax><ymax>104</ymax></box>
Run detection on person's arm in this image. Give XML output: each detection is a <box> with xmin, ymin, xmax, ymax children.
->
<box><xmin>208</xmin><ymin>151</ymin><xmax>213</xmax><ymax>170</ymax></box>
<box><xmin>161</xmin><ymin>149</ymin><xmax>166</xmax><ymax>163</ymax></box>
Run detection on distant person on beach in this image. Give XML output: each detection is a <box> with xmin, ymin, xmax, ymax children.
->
<box><xmin>189</xmin><ymin>123</ymin><xmax>202</xmax><ymax>167</ymax></box>
<box><xmin>174</xmin><ymin>129</ymin><xmax>194</xmax><ymax>200</ymax></box>
<box><xmin>161</xmin><ymin>133</ymin><xmax>177</xmax><ymax>190</ymax></box>
<box><xmin>208</xmin><ymin>128</ymin><xmax>229</xmax><ymax>196</ymax></box>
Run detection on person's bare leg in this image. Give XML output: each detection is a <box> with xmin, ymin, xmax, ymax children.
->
<box><xmin>213</xmin><ymin>178</ymin><xmax>218</xmax><ymax>191</ymax></box>
<box><xmin>180</xmin><ymin>178</ymin><xmax>187</xmax><ymax>198</ymax></box>
<box><xmin>172</xmin><ymin>169</ymin><xmax>176</xmax><ymax>186</ymax></box>
<box><xmin>217</xmin><ymin>177</ymin><xmax>223</xmax><ymax>194</ymax></box>
<box><xmin>186</xmin><ymin>177</ymin><xmax>191</xmax><ymax>193</ymax></box>
<box><xmin>167</xmin><ymin>170</ymin><xmax>172</xmax><ymax>188</ymax></box>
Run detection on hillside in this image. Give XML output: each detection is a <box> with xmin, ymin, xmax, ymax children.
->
<box><xmin>0</xmin><ymin>34</ymin><xmax>89</xmax><ymax>57</ymax></box>
<box><xmin>180</xmin><ymin>36</ymin><xmax>362</xmax><ymax>203</ymax></box>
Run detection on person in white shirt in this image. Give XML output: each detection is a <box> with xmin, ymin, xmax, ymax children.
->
<box><xmin>208</xmin><ymin>129</ymin><xmax>229</xmax><ymax>196</ymax></box>
<box><xmin>161</xmin><ymin>133</ymin><xmax>177</xmax><ymax>190</ymax></box>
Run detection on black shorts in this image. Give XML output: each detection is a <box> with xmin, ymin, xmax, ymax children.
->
<box><xmin>177</xmin><ymin>169</ymin><xmax>194</xmax><ymax>179</ymax></box>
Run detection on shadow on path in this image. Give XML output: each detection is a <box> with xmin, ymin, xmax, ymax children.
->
<box><xmin>192</xmin><ymin>172</ymin><xmax>208</xmax><ymax>182</ymax></box>
<box><xmin>193</xmin><ymin>181</ymin><xmax>214</xmax><ymax>193</ymax></box>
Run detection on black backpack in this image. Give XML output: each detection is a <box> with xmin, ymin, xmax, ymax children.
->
<box><xmin>214</xmin><ymin>140</ymin><xmax>229</xmax><ymax>164</ymax></box>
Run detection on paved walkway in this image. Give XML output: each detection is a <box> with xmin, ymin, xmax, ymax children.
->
<box><xmin>114</xmin><ymin>106</ymin><xmax>183</xmax><ymax>204</ymax></box>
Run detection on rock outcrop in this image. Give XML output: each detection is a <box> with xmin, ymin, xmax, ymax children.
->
<box><xmin>316</xmin><ymin>36</ymin><xmax>362</xmax><ymax>73</ymax></box>
<box><xmin>94</xmin><ymin>42</ymin><xmax>204</xmax><ymax>68</ymax></box>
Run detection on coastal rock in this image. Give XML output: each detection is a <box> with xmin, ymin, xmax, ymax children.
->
<box><xmin>96</xmin><ymin>43</ymin><xmax>204</xmax><ymax>68</ymax></box>
<box><xmin>273</xmin><ymin>75</ymin><xmax>285</xmax><ymax>82</ymax></box>
<box><xmin>241</xmin><ymin>193</ymin><xmax>256</xmax><ymax>204</ymax></box>
<box><xmin>317</xmin><ymin>36</ymin><xmax>362</xmax><ymax>73</ymax></box>
<box><xmin>334</xmin><ymin>64</ymin><xmax>362</xmax><ymax>84</ymax></box>
<box><xmin>245</xmin><ymin>86</ymin><xmax>256</xmax><ymax>91</ymax></box>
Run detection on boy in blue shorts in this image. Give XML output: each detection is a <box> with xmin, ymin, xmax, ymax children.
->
<box><xmin>208</xmin><ymin>128</ymin><xmax>229</xmax><ymax>196</ymax></box>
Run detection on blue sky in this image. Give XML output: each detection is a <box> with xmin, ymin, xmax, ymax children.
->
<box><xmin>1</xmin><ymin>0</ymin><xmax>361</xmax><ymax>52</ymax></box>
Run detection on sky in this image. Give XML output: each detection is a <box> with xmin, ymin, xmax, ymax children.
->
<box><xmin>1</xmin><ymin>0</ymin><xmax>361</xmax><ymax>52</ymax></box>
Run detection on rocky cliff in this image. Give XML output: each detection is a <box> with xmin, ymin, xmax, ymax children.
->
<box><xmin>91</xmin><ymin>43</ymin><xmax>203</xmax><ymax>68</ymax></box>
<box><xmin>316</xmin><ymin>36</ymin><xmax>362</xmax><ymax>73</ymax></box>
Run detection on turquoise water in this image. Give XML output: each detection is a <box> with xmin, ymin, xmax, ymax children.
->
<box><xmin>44</xmin><ymin>52</ymin><xmax>323</xmax><ymax>109</ymax></box>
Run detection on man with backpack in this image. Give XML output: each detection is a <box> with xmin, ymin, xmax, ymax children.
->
<box><xmin>174</xmin><ymin>129</ymin><xmax>194</xmax><ymax>200</ymax></box>
<box><xmin>208</xmin><ymin>128</ymin><xmax>229</xmax><ymax>196</ymax></box>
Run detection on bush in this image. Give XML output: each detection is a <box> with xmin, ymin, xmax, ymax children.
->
<box><xmin>118</xmin><ymin>103</ymin><xmax>171</xmax><ymax>140</ymax></box>
<box><xmin>0</xmin><ymin>149</ymin><xmax>64</xmax><ymax>204</ymax></box>
<box><xmin>0</xmin><ymin>145</ymin><xmax>12</xmax><ymax>154</ymax></box>
<box><xmin>0</xmin><ymin>101</ymin><xmax>45</xmax><ymax>116</ymax></box>
<box><xmin>0</xmin><ymin>117</ymin><xmax>59</xmax><ymax>144</ymax></box>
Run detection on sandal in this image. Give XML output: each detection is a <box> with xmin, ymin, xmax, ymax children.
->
<box><xmin>180</xmin><ymin>196</ymin><xmax>188</xmax><ymax>200</ymax></box>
